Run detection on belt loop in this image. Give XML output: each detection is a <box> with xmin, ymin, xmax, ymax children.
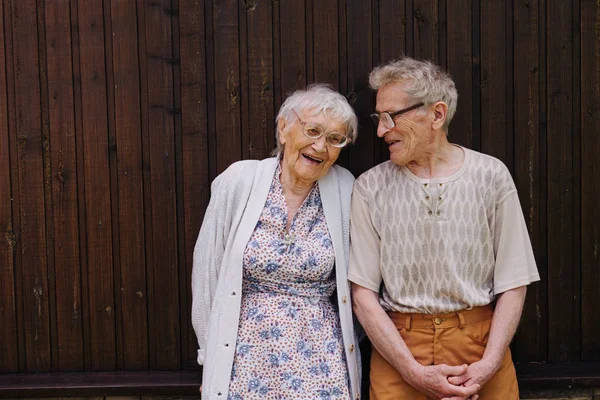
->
<box><xmin>405</xmin><ymin>315</ymin><xmax>412</xmax><ymax>331</ymax></box>
<box><xmin>457</xmin><ymin>312</ymin><xmax>466</xmax><ymax>329</ymax></box>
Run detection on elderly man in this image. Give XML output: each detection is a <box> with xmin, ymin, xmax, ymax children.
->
<box><xmin>349</xmin><ymin>57</ymin><xmax>540</xmax><ymax>400</ymax></box>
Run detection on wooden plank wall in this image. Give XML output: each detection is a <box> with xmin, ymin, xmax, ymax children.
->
<box><xmin>0</xmin><ymin>0</ymin><xmax>598</xmax><ymax>374</ymax></box>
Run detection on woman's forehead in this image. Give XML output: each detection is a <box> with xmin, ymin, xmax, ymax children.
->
<box><xmin>296</xmin><ymin>108</ymin><xmax>346</xmax><ymax>130</ymax></box>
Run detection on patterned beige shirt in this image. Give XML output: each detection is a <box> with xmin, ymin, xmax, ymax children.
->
<box><xmin>348</xmin><ymin>147</ymin><xmax>540</xmax><ymax>314</ymax></box>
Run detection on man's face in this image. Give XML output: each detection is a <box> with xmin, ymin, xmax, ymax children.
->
<box><xmin>375</xmin><ymin>83</ymin><xmax>431</xmax><ymax>166</ymax></box>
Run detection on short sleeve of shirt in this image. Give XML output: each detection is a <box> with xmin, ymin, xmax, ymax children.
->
<box><xmin>493</xmin><ymin>191</ymin><xmax>541</xmax><ymax>294</ymax></box>
<box><xmin>348</xmin><ymin>180</ymin><xmax>382</xmax><ymax>293</ymax></box>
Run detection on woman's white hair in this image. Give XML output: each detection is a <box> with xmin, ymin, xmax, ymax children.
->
<box><xmin>369</xmin><ymin>57</ymin><xmax>458</xmax><ymax>131</ymax></box>
<box><xmin>273</xmin><ymin>84</ymin><xmax>358</xmax><ymax>155</ymax></box>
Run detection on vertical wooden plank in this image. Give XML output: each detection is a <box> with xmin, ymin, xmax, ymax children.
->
<box><xmin>480</xmin><ymin>0</ymin><xmax>507</xmax><ymax>162</ymax></box>
<box><xmin>110</xmin><ymin>0</ymin><xmax>149</xmax><ymax>370</ymax></box>
<box><xmin>45</xmin><ymin>0</ymin><xmax>84</xmax><ymax>371</ymax></box>
<box><xmin>446</xmin><ymin>0</ymin><xmax>473</xmax><ymax>148</ymax></box>
<box><xmin>581</xmin><ymin>0</ymin><xmax>600</xmax><ymax>363</ymax></box>
<box><xmin>179</xmin><ymin>0</ymin><xmax>209</xmax><ymax>369</ymax></box>
<box><xmin>143</xmin><ymin>0</ymin><xmax>181</xmax><ymax>370</ymax></box>
<box><xmin>346</xmin><ymin>1</ymin><xmax>375</xmax><ymax>176</ymax></box>
<box><xmin>279</xmin><ymin>0</ymin><xmax>306</xmax><ymax>97</ymax></box>
<box><xmin>0</xmin><ymin>0</ymin><xmax>19</xmax><ymax>374</ymax></box>
<box><xmin>512</xmin><ymin>0</ymin><xmax>547</xmax><ymax>363</ymax></box>
<box><xmin>69</xmin><ymin>0</ymin><xmax>92</xmax><ymax>371</ymax></box>
<box><xmin>171</xmin><ymin>0</ymin><xmax>187</xmax><ymax>370</ymax></box>
<box><xmin>379</xmin><ymin>0</ymin><xmax>407</xmax><ymax>64</ymax></box>
<box><xmin>242</xmin><ymin>1</ymin><xmax>274</xmax><ymax>160</ymax></box>
<box><xmin>312</xmin><ymin>0</ymin><xmax>339</xmax><ymax>88</ymax></box>
<box><xmin>378</xmin><ymin>0</ymin><xmax>408</xmax><ymax>163</ymax></box>
<box><xmin>9</xmin><ymin>0</ymin><xmax>51</xmax><ymax>372</ymax></box>
<box><xmin>103</xmin><ymin>0</ymin><xmax>123</xmax><ymax>371</ymax></box>
<box><xmin>77</xmin><ymin>0</ymin><xmax>116</xmax><ymax>370</ymax></box>
<box><xmin>136</xmin><ymin>0</ymin><xmax>155</xmax><ymax>370</ymax></box>
<box><xmin>546</xmin><ymin>0</ymin><xmax>579</xmax><ymax>362</ymax></box>
<box><xmin>37</xmin><ymin>0</ymin><xmax>59</xmax><ymax>374</ymax></box>
<box><xmin>412</xmin><ymin>0</ymin><xmax>439</xmax><ymax>62</ymax></box>
<box><xmin>437</xmin><ymin>0</ymin><xmax>447</xmax><ymax>68</ymax></box>
<box><xmin>213</xmin><ymin>0</ymin><xmax>241</xmax><ymax>173</ymax></box>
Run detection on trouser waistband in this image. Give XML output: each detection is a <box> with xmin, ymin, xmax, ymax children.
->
<box><xmin>387</xmin><ymin>304</ymin><xmax>494</xmax><ymax>330</ymax></box>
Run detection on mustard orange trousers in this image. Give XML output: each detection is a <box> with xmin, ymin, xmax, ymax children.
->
<box><xmin>370</xmin><ymin>305</ymin><xmax>519</xmax><ymax>400</ymax></box>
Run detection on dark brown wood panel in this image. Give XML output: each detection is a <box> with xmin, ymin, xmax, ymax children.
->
<box><xmin>10</xmin><ymin>0</ymin><xmax>52</xmax><ymax>372</ymax></box>
<box><xmin>512</xmin><ymin>0</ymin><xmax>547</xmax><ymax>363</ymax></box>
<box><xmin>546</xmin><ymin>0</ymin><xmax>579</xmax><ymax>362</ymax></box>
<box><xmin>110</xmin><ymin>0</ymin><xmax>149</xmax><ymax>371</ymax></box>
<box><xmin>411</xmin><ymin>0</ymin><xmax>439</xmax><ymax>63</ymax></box>
<box><xmin>76</xmin><ymin>0</ymin><xmax>116</xmax><ymax>371</ymax></box>
<box><xmin>580</xmin><ymin>0</ymin><xmax>600</xmax><ymax>362</ymax></box>
<box><xmin>213</xmin><ymin>0</ymin><xmax>242</xmax><ymax>174</ymax></box>
<box><xmin>312</xmin><ymin>0</ymin><xmax>339</xmax><ymax>88</ymax></box>
<box><xmin>242</xmin><ymin>0</ymin><xmax>274</xmax><ymax>160</ymax></box>
<box><xmin>178</xmin><ymin>0</ymin><xmax>210</xmax><ymax>368</ymax></box>
<box><xmin>480</xmin><ymin>0</ymin><xmax>508</xmax><ymax>162</ymax></box>
<box><xmin>44</xmin><ymin>0</ymin><xmax>84</xmax><ymax>372</ymax></box>
<box><xmin>446</xmin><ymin>0</ymin><xmax>473</xmax><ymax>149</ymax></box>
<box><xmin>0</xmin><ymin>0</ymin><xmax>597</xmax><ymax>385</ymax></box>
<box><xmin>0</xmin><ymin>0</ymin><xmax>18</xmax><ymax>374</ymax></box>
<box><xmin>346</xmin><ymin>0</ymin><xmax>375</xmax><ymax>177</ymax></box>
<box><xmin>377</xmin><ymin>0</ymin><xmax>407</xmax><ymax>163</ymax></box>
<box><xmin>143</xmin><ymin>0</ymin><xmax>181</xmax><ymax>370</ymax></box>
<box><xmin>279</xmin><ymin>0</ymin><xmax>307</xmax><ymax>98</ymax></box>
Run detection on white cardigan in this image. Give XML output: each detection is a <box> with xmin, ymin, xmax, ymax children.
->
<box><xmin>192</xmin><ymin>157</ymin><xmax>361</xmax><ymax>399</ymax></box>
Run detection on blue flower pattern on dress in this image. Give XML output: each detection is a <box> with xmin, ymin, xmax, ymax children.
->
<box><xmin>227</xmin><ymin>163</ymin><xmax>349</xmax><ymax>399</ymax></box>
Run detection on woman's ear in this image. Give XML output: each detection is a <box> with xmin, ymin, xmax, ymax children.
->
<box><xmin>277</xmin><ymin>117</ymin><xmax>287</xmax><ymax>145</ymax></box>
<box><xmin>431</xmin><ymin>101</ymin><xmax>448</xmax><ymax>131</ymax></box>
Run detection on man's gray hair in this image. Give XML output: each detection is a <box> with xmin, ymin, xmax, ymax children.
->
<box><xmin>273</xmin><ymin>84</ymin><xmax>358</xmax><ymax>155</ymax></box>
<box><xmin>369</xmin><ymin>57</ymin><xmax>458</xmax><ymax>131</ymax></box>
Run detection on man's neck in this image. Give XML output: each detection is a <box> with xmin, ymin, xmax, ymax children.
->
<box><xmin>405</xmin><ymin>136</ymin><xmax>464</xmax><ymax>179</ymax></box>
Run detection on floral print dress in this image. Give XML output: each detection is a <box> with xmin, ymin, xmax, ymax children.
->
<box><xmin>227</xmin><ymin>165</ymin><xmax>350</xmax><ymax>400</ymax></box>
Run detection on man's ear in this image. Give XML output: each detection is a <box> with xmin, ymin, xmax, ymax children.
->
<box><xmin>431</xmin><ymin>101</ymin><xmax>448</xmax><ymax>131</ymax></box>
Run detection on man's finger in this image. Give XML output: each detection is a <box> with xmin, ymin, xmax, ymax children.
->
<box><xmin>445</xmin><ymin>382</ymin><xmax>480</xmax><ymax>397</ymax></box>
<box><xmin>447</xmin><ymin>374</ymin><xmax>469</xmax><ymax>386</ymax></box>
<box><xmin>440</xmin><ymin>363</ymin><xmax>469</xmax><ymax>376</ymax></box>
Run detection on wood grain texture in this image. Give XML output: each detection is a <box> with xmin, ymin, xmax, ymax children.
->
<box><xmin>0</xmin><ymin>0</ymin><xmax>597</xmax><ymax>381</ymax></box>
<box><xmin>110</xmin><ymin>0</ymin><xmax>149</xmax><ymax>370</ymax></box>
<box><xmin>512</xmin><ymin>0</ymin><xmax>547</xmax><ymax>363</ymax></box>
<box><xmin>580</xmin><ymin>0</ymin><xmax>600</xmax><ymax>362</ymax></box>
<box><xmin>546</xmin><ymin>0</ymin><xmax>580</xmax><ymax>362</ymax></box>
<box><xmin>45</xmin><ymin>0</ymin><xmax>84</xmax><ymax>372</ymax></box>
<box><xmin>9</xmin><ymin>0</ymin><xmax>51</xmax><ymax>372</ymax></box>
<box><xmin>77</xmin><ymin>0</ymin><xmax>116</xmax><ymax>371</ymax></box>
<box><xmin>0</xmin><ymin>0</ymin><xmax>18</xmax><ymax>373</ymax></box>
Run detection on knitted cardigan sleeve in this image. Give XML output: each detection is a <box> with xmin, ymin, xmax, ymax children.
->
<box><xmin>191</xmin><ymin>164</ymin><xmax>241</xmax><ymax>365</ymax></box>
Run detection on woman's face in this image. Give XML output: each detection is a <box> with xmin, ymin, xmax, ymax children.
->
<box><xmin>278</xmin><ymin>108</ymin><xmax>346</xmax><ymax>185</ymax></box>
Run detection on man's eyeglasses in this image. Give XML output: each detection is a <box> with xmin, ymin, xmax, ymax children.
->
<box><xmin>369</xmin><ymin>103</ymin><xmax>424</xmax><ymax>129</ymax></box>
<box><xmin>292</xmin><ymin>109</ymin><xmax>350</xmax><ymax>148</ymax></box>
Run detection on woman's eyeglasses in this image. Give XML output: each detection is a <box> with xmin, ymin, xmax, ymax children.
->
<box><xmin>292</xmin><ymin>109</ymin><xmax>350</xmax><ymax>148</ymax></box>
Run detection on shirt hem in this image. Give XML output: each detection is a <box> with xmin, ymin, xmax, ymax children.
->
<box><xmin>347</xmin><ymin>274</ymin><xmax>380</xmax><ymax>293</ymax></box>
<box><xmin>493</xmin><ymin>274</ymin><xmax>541</xmax><ymax>295</ymax></box>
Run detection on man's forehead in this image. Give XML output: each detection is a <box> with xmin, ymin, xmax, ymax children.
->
<box><xmin>376</xmin><ymin>83</ymin><xmax>411</xmax><ymax>111</ymax></box>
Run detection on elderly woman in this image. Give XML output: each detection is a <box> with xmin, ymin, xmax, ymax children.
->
<box><xmin>192</xmin><ymin>84</ymin><xmax>362</xmax><ymax>399</ymax></box>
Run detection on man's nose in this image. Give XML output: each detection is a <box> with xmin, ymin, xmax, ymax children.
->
<box><xmin>376</xmin><ymin>121</ymin><xmax>390</xmax><ymax>138</ymax></box>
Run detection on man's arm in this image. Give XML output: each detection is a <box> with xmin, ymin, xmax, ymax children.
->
<box><xmin>448</xmin><ymin>285</ymin><xmax>527</xmax><ymax>388</ymax></box>
<box><xmin>352</xmin><ymin>284</ymin><xmax>480</xmax><ymax>399</ymax></box>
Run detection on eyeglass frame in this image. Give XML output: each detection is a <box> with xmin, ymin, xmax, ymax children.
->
<box><xmin>370</xmin><ymin>102</ymin><xmax>424</xmax><ymax>129</ymax></box>
<box><xmin>291</xmin><ymin>109</ymin><xmax>351</xmax><ymax>148</ymax></box>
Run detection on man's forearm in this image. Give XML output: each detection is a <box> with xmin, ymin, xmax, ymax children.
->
<box><xmin>482</xmin><ymin>286</ymin><xmax>527</xmax><ymax>366</ymax></box>
<box><xmin>351</xmin><ymin>283</ymin><xmax>419</xmax><ymax>377</ymax></box>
